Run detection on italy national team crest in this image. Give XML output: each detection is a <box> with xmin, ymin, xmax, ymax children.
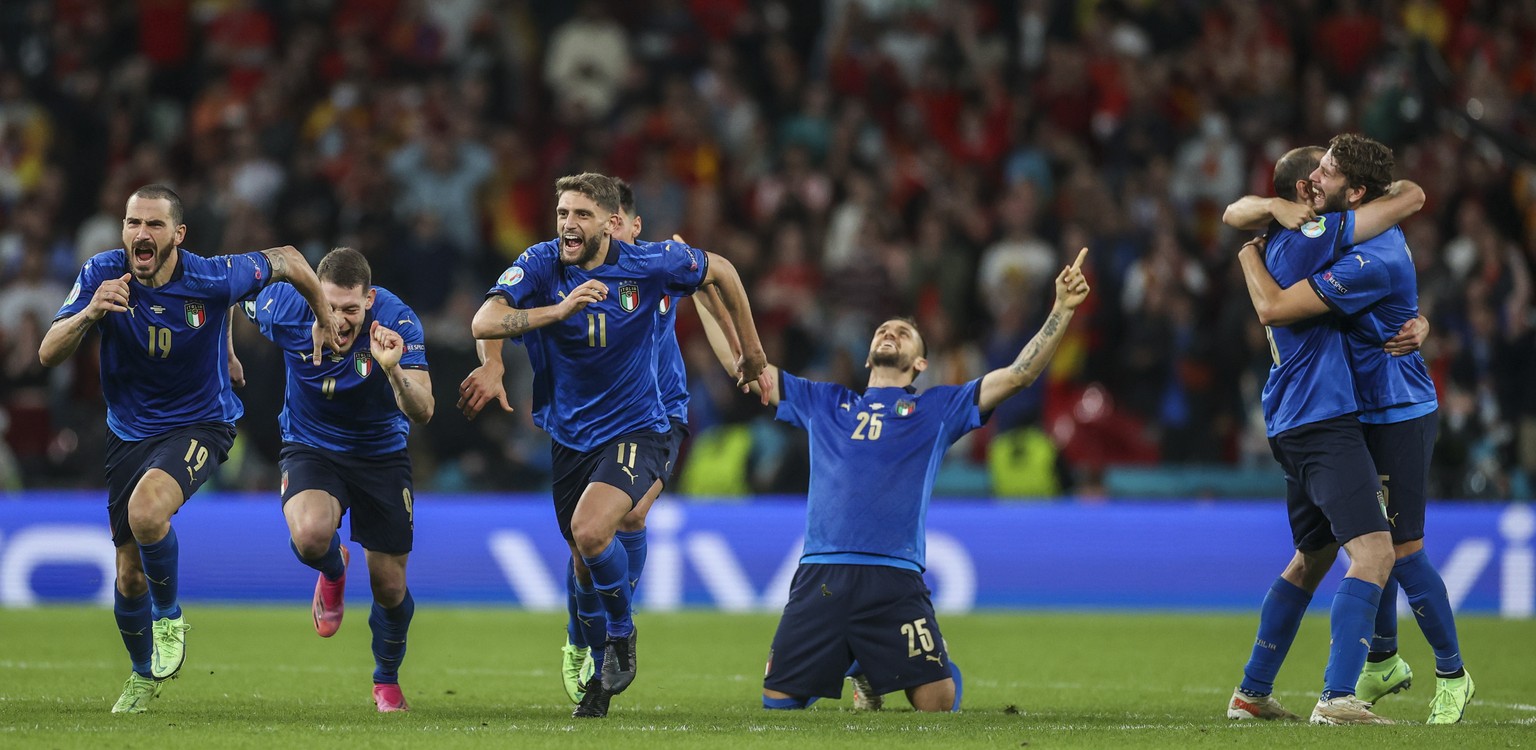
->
<box><xmin>895</xmin><ymin>398</ymin><xmax>916</xmax><ymax>417</ymax></box>
<box><xmin>659</xmin><ymin>295</ymin><xmax>672</xmax><ymax>315</ymax></box>
<box><xmin>184</xmin><ymin>301</ymin><xmax>206</xmax><ymax>328</ymax></box>
<box><xmin>354</xmin><ymin>351</ymin><xmax>373</xmax><ymax>378</ymax></box>
<box><xmin>618</xmin><ymin>280</ymin><xmax>640</xmax><ymax>312</ymax></box>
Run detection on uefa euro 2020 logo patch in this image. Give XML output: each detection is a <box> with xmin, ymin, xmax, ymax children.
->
<box><xmin>1301</xmin><ymin>216</ymin><xmax>1327</xmax><ymax>238</ymax></box>
<box><xmin>499</xmin><ymin>266</ymin><xmax>524</xmax><ymax>286</ymax></box>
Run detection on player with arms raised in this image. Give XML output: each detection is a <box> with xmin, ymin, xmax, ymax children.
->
<box><xmin>699</xmin><ymin>249</ymin><xmax>1090</xmax><ymax>712</ymax></box>
<box><xmin>467</xmin><ymin>172</ymin><xmax>766</xmax><ymax>718</ymax></box>
<box><xmin>39</xmin><ymin>184</ymin><xmax>341</xmax><ymax>714</ymax></box>
<box><xmin>238</xmin><ymin>247</ymin><xmax>432</xmax><ymax>712</ymax></box>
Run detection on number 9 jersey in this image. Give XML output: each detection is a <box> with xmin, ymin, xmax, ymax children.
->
<box><xmin>55</xmin><ymin>248</ymin><xmax>272</xmax><ymax>440</ymax></box>
<box><xmin>243</xmin><ymin>284</ymin><xmax>427</xmax><ymax>455</ymax></box>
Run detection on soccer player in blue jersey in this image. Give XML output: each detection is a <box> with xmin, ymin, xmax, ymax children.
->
<box><xmin>38</xmin><ymin>184</ymin><xmax>341</xmax><ymax>714</ymax></box>
<box><xmin>238</xmin><ymin>247</ymin><xmax>432</xmax><ymax>712</ymax></box>
<box><xmin>698</xmin><ymin>249</ymin><xmax>1090</xmax><ymax>713</ymax></box>
<box><xmin>1227</xmin><ymin>134</ymin><xmax>1473</xmax><ymax>724</ymax></box>
<box><xmin>466</xmin><ymin>172</ymin><xmax>766</xmax><ymax>718</ymax></box>
<box><xmin>1220</xmin><ymin>144</ymin><xmax>1421</xmax><ymax>725</ymax></box>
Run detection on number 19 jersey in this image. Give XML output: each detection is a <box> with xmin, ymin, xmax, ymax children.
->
<box><xmin>55</xmin><ymin>248</ymin><xmax>272</xmax><ymax>441</ymax></box>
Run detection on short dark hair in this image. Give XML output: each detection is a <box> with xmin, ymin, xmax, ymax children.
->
<box><xmin>613</xmin><ymin>177</ymin><xmax>637</xmax><ymax>218</ymax></box>
<box><xmin>130</xmin><ymin>184</ymin><xmax>185</xmax><ymax>226</ymax></box>
<box><xmin>317</xmin><ymin>246</ymin><xmax>372</xmax><ymax>290</ymax></box>
<box><xmin>1328</xmin><ymin>133</ymin><xmax>1394</xmax><ymax>204</ymax></box>
<box><xmin>1272</xmin><ymin>146</ymin><xmax>1325</xmax><ymax>201</ymax></box>
<box><xmin>554</xmin><ymin>172</ymin><xmax>620</xmax><ymax>215</ymax></box>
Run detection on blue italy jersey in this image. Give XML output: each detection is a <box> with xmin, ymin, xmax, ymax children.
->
<box><xmin>654</xmin><ymin>292</ymin><xmax>688</xmax><ymax>421</ymax></box>
<box><xmin>243</xmin><ymin>284</ymin><xmax>427</xmax><ymax>455</ymax></box>
<box><xmin>776</xmin><ymin>371</ymin><xmax>987</xmax><ymax>572</ymax></box>
<box><xmin>488</xmin><ymin>238</ymin><xmax>708</xmax><ymax>452</ymax></box>
<box><xmin>55</xmin><ymin>248</ymin><xmax>272</xmax><ymax>440</ymax></box>
<box><xmin>1308</xmin><ymin>227</ymin><xmax>1438</xmax><ymax>424</ymax></box>
<box><xmin>1258</xmin><ymin>213</ymin><xmax>1360</xmax><ymax>436</ymax></box>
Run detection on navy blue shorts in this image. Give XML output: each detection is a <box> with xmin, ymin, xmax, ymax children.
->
<box><xmin>1269</xmin><ymin>414</ymin><xmax>1389</xmax><ymax>551</ymax></box>
<box><xmin>763</xmin><ymin>564</ymin><xmax>953</xmax><ymax>699</ymax></box>
<box><xmin>662</xmin><ymin>417</ymin><xmax>689</xmax><ymax>488</ymax></box>
<box><xmin>104</xmin><ymin>423</ymin><xmax>235</xmax><ymax>546</ymax></box>
<box><xmin>550</xmin><ymin>429</ymin><xmax>671</xmax><ymax>541</ymax></box>
<box><xmin>1364</xmin><ymin>411</ymin><xmax>1438</xmax><ymax>545</ymax></box>
<box><xmin>279</xmin><ymin>443</ymin><xmax>415</xmax><ymax>555</ymax></box>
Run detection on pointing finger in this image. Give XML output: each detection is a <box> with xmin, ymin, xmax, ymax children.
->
<box><xmin>1071</xmin><ymin>247</ymin><xmax>1089</xmax><ymax>271</ymax></box>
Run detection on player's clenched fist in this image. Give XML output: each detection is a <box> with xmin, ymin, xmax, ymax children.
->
<box><xmin>370</xmin><ymin>320</ymin><xmax>405</xmax><ymax>370</ymax></box>
<box><xmin>555</xmin><ymin>279</ymin><xmax>608</xmax><ymax>320</ymax></box>
<box><xmin>86</xmin><ymin>274</ymin><xmax>133</xmax><ymax>321</ymax></box>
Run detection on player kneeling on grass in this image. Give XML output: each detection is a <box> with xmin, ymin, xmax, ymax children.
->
<box><xmin>235</xmin><ymin>247</ymin><xmax>433</xmax><ymax>713</ymax></box>
<box><xmin>700</xmin><ymin>249</ymin><xmax>1093</xmax><ymax>712</ymax></box>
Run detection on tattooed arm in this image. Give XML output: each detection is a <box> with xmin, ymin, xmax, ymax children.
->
<box><xmin>260</xmin><ymin>245</ymin><xmax>342</xmax><ymax>361</ymax></box>
<box><xmin>977</xmin><ymin>248</ymin><xmax>1092</xmax><ymax>414</ymax></box>
<box><xmin>469</xmin><ymin>279</ymin><xmax>608</xmax><ymax>340</ymax></box>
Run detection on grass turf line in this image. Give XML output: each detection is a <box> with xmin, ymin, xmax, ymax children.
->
<box><xmin>0</xmin><ymin>607</ymin><xmax>1532</xmax><ymax>749</ymax></box>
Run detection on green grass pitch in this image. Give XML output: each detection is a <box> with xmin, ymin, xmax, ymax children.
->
<box><xmin>1</xmin><ymin>607</ymin><xmax>1532</xmax><ymax>748</ymax></box>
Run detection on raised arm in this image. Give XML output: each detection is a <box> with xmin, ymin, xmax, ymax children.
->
<box><xmin>697</xmin><ymin>289</ymin><xmax>779</xmax><ymax>406</ymax></box>
<box><xmin>458</xmin><ymin>337</ymin><xmax>514</xmax><ymax>420</ymax></box>
<box><xmin>977</xmin><ymin>248</ymin><xmax>1091</xmax><ymax>413</ymax></box>
<box><xmin>1350</xmin><ymin>180</ymin><xmax>1425</xmax><ymax>243</ymax></box>
<box><xmin>1235</xmin><ymin>237</ymin><xmax>1329</xmax><ymax>326</ymax></box>
<box><xmin>1224</xmin><ymin>196</ymin><xmax>1316</xmax><ymax>232</ymax></box>
<box><xmin>698</xmin><ymin>252</ymin><xmax>767</xmax><ymax>389</ymax></box>
<box><xmin>39</xmin><ymin>273</ymin><xmax>132</xmax><ymax>367</ymax></box>
<box><xmin>261</xmin><ymin>245</ymin><xmax>343</xmax><ymax>363</ymax></box>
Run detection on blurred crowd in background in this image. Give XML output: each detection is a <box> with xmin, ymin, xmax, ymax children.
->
<box><xmin>1</xmin><ymin>0</ymin><xmax>1534</xmax><ymax>499</ymax></box>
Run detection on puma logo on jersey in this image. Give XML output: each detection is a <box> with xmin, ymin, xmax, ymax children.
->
<box><xmin>925</xmin><ymin>655</ymin><xmax>944</xmax><ymax>665</ymax></box>
<box><xmin>1355</xmin><ymin>254</ymin><xmax>1369</xmax><ymax>267</ymax></box>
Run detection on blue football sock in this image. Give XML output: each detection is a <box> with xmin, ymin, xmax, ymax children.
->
<box><xmin>290</xmin><ymin>533</ymin><xmax>346</xmax><ymax>582</ymax></box>
<box><xmin>1239</xmin><ymin>577</ymin><xmax>1312</xmax><ymax>695</ymax></box>
<box><xmin>573</xmin><ymin>576</ymin><xmax>606</xmax><ymax>674</ymax></box>
<box><xmin>565</xmin><ymin>559</ymin><xmax>584</xmax><ymax>648</ymax></box>
<box><xmin>114</xmin><ymin>587</ymin><xmax>153</xmax><ymax>678</ymax></box>
<box><xmin>615</xmin><ymin>528</ymin><xmax>648</xmax><ymax>592</ymax></box>
<box><xmin>369</xmin><ymin>589</ymin><xmax>414</xmax><ymax>685</ymax></box>
<box><xmin>1369</xmin><ymin>575</ymin><xmax>1400</xmax><ymax>656</ymax></box>
<box><xmin>1395</xmin><ymin>550</ymin><xmax>1464</xmax><ymax>673</ymax></box>
<box><xmin>137</xmin><ymin>528</ymin><xmax>182</xmax><ymax>620</ymax></box>
<box><xmin>949</xmin><ymin>660</ymin><xmax>964</xmax><ymax>712</ymax></box>
<box><xmin>582</xmin><ymin>539</ymin><xmax>633</xmax><ymax>638</ymax></box>
<box><xmin>1321</xmin><ymin>577</ymin><xmax>1382</xmax><ymax>700</ymax></box>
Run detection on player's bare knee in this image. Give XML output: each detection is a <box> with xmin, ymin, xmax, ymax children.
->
<box><xmin>570</xmin><ymin>523</ymin><xmax>613</xmax><ymax>558</ymax></box>
<box><xmin>288</xmin><ymin>519</ymin><xmax>334</xmax><ymax>558</ymax></box>
<box><xmin>126</xmin><ymin>504</ymin><xmax>170</xmax><ymax>544</ymax></box>
<box><xmin>906</xmin><ymin>680</ymin><xmax>955</xmax><ymax>712</ymax></box>
<box><xmin>115</xmin><ymin>571</ymin><xmax>148</xmax><ymax>598</ymax></box>
<box><xmin>370</xmin><ymin>580</ymin><xmax>407</xmax><ymax>609</ymax></box>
